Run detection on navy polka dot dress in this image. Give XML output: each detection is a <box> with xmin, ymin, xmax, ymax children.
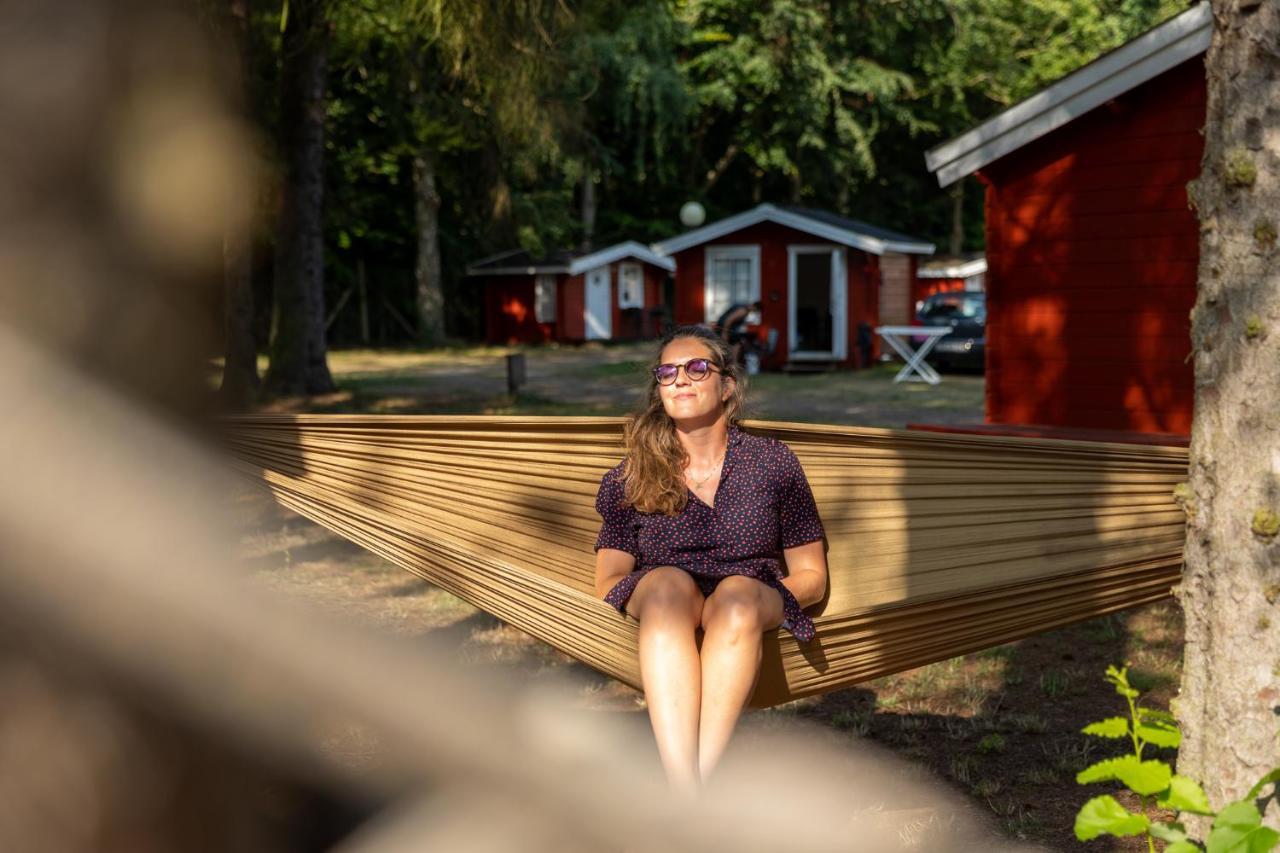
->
<box><xmin>593</xmin><ymin>424</ymin><xmax>826</xmax><ymax>642</ymax></box>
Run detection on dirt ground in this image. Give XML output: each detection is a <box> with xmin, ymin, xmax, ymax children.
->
<box><xmin>233</xmin><ymin>344</ymin><xmax>1182</xmax><ymax>852</ymax></box>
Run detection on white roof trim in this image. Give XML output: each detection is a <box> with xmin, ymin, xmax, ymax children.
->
<box><xmin>918</xmin><ymin>258</ymin><xmax>988</xmax><ymax>279</ymax></box>
<box><xmin>652</xmin><ymin>203</ymin><xmax>935</xmax><ymax>257</ymax></box>
<box><xmin>466</xmin><ymin>248</ymin><xmax>525</xmax><ymax>269</ymax></box>
<box><xmin>465</xmin><ymin>265</ymin><xmax>568</xmax><ymax>277</ymax></box>
<box><xmin>925</xmin><ymin>2</ymin><xmax>1210</xmax><ymax>188</ymax></box>
<box><xmin>567</xmin><ymin>240</ymin><xmax>676</xmax><ymax>275</ymax></box>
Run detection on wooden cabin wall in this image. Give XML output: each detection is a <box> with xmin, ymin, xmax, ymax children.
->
<box><xmin>483</xmin><ymin>275</ymin><xmax>555</xmax><ymax>344</ymax></box>
<box><xmin>979</xmin><ymin>57</ymin><xmax>1205</xmax><ymax>434</ymax></box>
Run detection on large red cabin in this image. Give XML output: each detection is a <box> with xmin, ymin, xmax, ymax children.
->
<box><xmin>924</xmin><ymin>3</ymin><xmax>1209</xmax><ymax>440</ymax></box>
<box><xmin>653</xmin><ymin>204</ymin><xmax>935</xmax><ymax>370</ymax></box>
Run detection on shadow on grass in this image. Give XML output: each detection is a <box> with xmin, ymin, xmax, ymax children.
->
<box><xmin>239</xmin><ymin>534</ymin><xmax>372</xmax><ymax>573</ymax></box>
<box><xmin>282</xmin><ymin>388</ymin><xmax>630</xmax><ymax>418</ymax></box>
<box><xmin>413</xmin><ymin>610</ymin><xmax>633</xmax><ymax>704</ymax></box>
<box><xmin>788</xmin><ymin>603</ymin><xmax>1183</xmax><ymax>849</ymax></box>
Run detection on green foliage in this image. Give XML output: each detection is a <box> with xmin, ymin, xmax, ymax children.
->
<box><xmin>1076</xmin><ymin>795</ymin><xmax>1151</xmax><ymax>839</ymax></box>
<box><xmin>1160</xmin><ymin>775</ymin><xmax>1213</xmax><ymax>816</ymax></box>
<box><xmin>680</xmin><ymin>0</ymin><xmax>926</xmax><ymax>194</ymax></box>
<box><xmin>1074</xmin><ymin>665</ymin><xmax>1280</xmax><ymax>852</ymax></box>
<box><xmin>1207</xmin><ymin>802</ymin><xmax>1280</xmax><ymax>853</ymax></box>
<box><xmin>978</xmin><ymin>732</ymin><xmax>1006</xmax><ymax>753</ymax></box>
<box><xmin>1077</xmin><ymin>755</ymin><xmax>1171</xmax><ymax>795</ymax></box>
<box><xmin>1082</xmin><ymin>716</ymin><xmax>1130</xmax><ymax>738</ymax></box>
<box><xmin>231</xmin><ymin>0</ymin><xmax>1199</xmax><ymax>346</ymax></box>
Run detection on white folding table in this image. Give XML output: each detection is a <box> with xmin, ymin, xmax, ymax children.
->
<box><xmin>874</xmin><ymin>325</ymin><xmax>952</xmax><ymax>385</ymax></box>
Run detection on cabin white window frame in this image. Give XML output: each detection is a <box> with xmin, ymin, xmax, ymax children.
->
<box><xmin>703</xmin><ymin>245</ymin><xmax>761</xmax><ymax>324</ymax></box>
<box><xmin>617</xmin><ymin>262</ymin><xmax>644</xmax><ymax>309</ymax></box>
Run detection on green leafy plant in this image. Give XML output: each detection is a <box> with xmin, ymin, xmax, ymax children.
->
<box><xmin>1074</xmin><ymin>665</ymin><xmax>1280</xmax><ymax>852</ymax></box>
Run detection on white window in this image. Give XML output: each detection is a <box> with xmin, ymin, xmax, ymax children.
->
<box><xmin>704</xmin><ymin>246</ymin><xmax>760</xmax><ymax>323</ymax></box>
<box><xmin>534</xmin><ymin>274</ymin><xmax>557</xmax><ymax>323</ymax></box>
<box><xmin>617</xmin><ymin>263</ymin><xmax>644</xmax><ymax>309</ymax></box>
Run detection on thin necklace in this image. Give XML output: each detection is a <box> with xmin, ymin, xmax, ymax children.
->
<box><xmin>687</xmin><ymin>450</ymin><xmax>726</xmax><ymax>491</ymax></box>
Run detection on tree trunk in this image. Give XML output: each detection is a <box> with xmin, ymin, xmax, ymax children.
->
<box><xmin>357</xmin><ymin>257</ymin><xmax>369</xmax><ymax>345</ymax></box>
<box><xmin>580</xmin><ymin>166</ymin><xmax>596</xmax><ymax>253</ymax></box>
<box><xmin>410</xmin><ymin>67</ymin><xmax>446</xmax><ymax>347</ymax></box>
<box><xmin>265</xmin><ymin>0</ymin><xmax>334</xmax><ymax>395</ymax></box>
<box><xmin>1177</xmin><ymin>0</ymin><xmax>1280</xmax><ymax>829</ymax></box>
<box><xmin>218</xmin><ymin>0</ymin><xmax>258</xmax><ymax>407</ymax></box>
<box><xmin>949</xmin><ymin>180</ymin><xmax>964</xmax><ymax>256</ymax></box>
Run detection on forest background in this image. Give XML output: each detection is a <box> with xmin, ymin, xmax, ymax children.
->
<box><xmin>209</xmin><ymin>0</ymin><xmax>1188</xmax><ymax>397</ymax></box>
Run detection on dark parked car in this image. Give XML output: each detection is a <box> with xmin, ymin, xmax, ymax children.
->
<box><xmin>915</xmin><ymin>291</ymin><xmax>985</xmax><ymax>371</ymax></box>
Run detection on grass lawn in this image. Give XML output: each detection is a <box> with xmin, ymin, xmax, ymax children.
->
<box><xmin>230</xmin><ymin>344</ymin><xmax>1181</xmax><ymax>851</ymax></box>
<box><xmin>234</xmin><ymin>342</ymin><xmax>987</xmax><ymax>427</ymax></box>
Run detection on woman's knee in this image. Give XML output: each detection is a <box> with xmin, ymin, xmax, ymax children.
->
<box><xmin>701</xmin><ymin>577</ymin><xmax>776</xmax><ymax>634</ymax></box>
<box><xmin>629</xmin><ymin>566</ymin><xmax>703</xmax><ymax>622</ymax></box>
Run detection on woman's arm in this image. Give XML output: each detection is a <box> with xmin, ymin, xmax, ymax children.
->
<box><xmin>594</xmin><ymin>547</ymin><xmax>637</xmax><ymax>599</ymax></box>
<box><xmin>780</xmin><ymin>540</ymin><xmax>827</xmax><ymax>609</ymax></box>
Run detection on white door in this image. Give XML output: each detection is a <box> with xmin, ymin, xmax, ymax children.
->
<box><xmin>788</xmin><ymin>246</ymin><xmax>847</xmax><ymax>360</ymax></box>
<box><xmin>585</xmin><ymin>266</ymin><xmax>612</xmax><ymax>340</ymax></box>
<box><xmin>831</xmin><ymin>248</ymin><xmax>848</xmax><ymax>360</ymax></box>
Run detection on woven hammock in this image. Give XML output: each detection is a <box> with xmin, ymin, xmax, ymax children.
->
<box><xmin>224</xmin><ymin>415</ymin><xmax>1187</xmax><ymax>708</ymax></box>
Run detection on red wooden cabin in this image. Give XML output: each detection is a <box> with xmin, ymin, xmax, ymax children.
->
<box><xmin>653</xmin><ymin>204</ymin><xmax>935</xmax><ymax>370</ymax></box>
<box><xmin>924</xmin><ymin>2</ymin><xmax>1209</xmax><ymax>441</ymax></box>
<box><xmin>468</xmin><ymin>242</ymin><xmax>674</xmax><ymax>345</ymax></box>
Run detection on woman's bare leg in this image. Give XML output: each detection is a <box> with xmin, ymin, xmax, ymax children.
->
<box><xmin>696</xmin><ymin>576</ymin><xmax>783</xmax><ymax>782</ymax></box>
<box><xmin>626</xmin><ymin>566</ymin><xmax>705</xmax><ymax>793</ymax></box>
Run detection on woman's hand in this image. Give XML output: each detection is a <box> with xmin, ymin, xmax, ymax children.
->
<box><xmin>594</xmin><ymin>547</ymin><xmax>638</xmax><ymax>599</ymax></box>
<box><xmin>780</xmin><ymin>539</ymin><xmax>828</xmax><ymax>609</ymax></box>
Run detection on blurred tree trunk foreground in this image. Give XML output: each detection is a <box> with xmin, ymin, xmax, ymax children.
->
<box><xmin>220</xmin><ymin>0</ymin><xmax>260</xmax><ymax>407</ymax></box>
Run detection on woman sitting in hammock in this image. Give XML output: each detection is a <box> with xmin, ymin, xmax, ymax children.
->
<box><xmin>593</xmin><ymin>325</ymin><xmax>828</xmax><ymax>792</ymax></box>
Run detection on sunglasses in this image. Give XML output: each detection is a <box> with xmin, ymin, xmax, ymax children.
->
<box><xmin>652</xmin><ymin>358</ymin><xmax>722</xmax><ymax>386</ymax></box>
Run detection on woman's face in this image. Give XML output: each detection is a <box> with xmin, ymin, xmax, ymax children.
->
<box><xmin>656</xmin><ymin>338</ymin><xmax>734</xmax><ymax>426</ymax></box>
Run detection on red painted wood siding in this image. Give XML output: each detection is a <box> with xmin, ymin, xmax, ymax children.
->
<box><xmin>644</xmin><ymin>265</ymin><xmax>668</xmax><ymax>338</ymax></box>
<box><xmin>561</xmin><ymin>273</ymin><xmax>585</xmax><ymax>341</ymax></box>
<box><xmin>979</xmin><ymin>57</ymin><xmax>1204</xmax><ymax>435</ymax></box>
<box><xmin>556</xmin><ymin>262</ymin><xmax>668</xmax><ymax>342</ymax></box>
<box><xmin>483</xmin><ymin>275</ymin><xmax>555</xmax><ymax>344</ymax></box>
<box><xmin>670</xmin><ymin>220</ymin><xmax>879</xmax><ymax>368</ymax></box>
<box><xmin>853</xmin><ymin>253</ymin><xmax>879</xmax><ymax>366</ymax></box>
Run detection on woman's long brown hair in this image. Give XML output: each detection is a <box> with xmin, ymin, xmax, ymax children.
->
<box><xmin>620</xmin><ymin>325</ymin><xmax>748</xmax><ymax>515</ymax></box>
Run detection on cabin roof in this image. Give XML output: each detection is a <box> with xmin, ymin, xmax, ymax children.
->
<box><xmin>652</xmin><ymin>203</ymin><xmax>935</xmax><ymax>257</ymax></box>
<box><xmin>924</xmin><ymin>2</ymin><xmax>1210</xmax><ymax>187</ymax></box>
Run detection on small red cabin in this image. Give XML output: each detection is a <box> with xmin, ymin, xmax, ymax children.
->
<box><xmin>924</xmin><ymin>3</ymin><xmax>1209</xmax><ymax>440</ymax></box>
<box><xmin>653</xmin><ymin>204</ymin><xmax>935</xmax><ymax>370</ymax></box>
<box><xmin>468</xmin><ymin>242</ymin><xmax>674</xmax><ymax>345</ymax></box>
